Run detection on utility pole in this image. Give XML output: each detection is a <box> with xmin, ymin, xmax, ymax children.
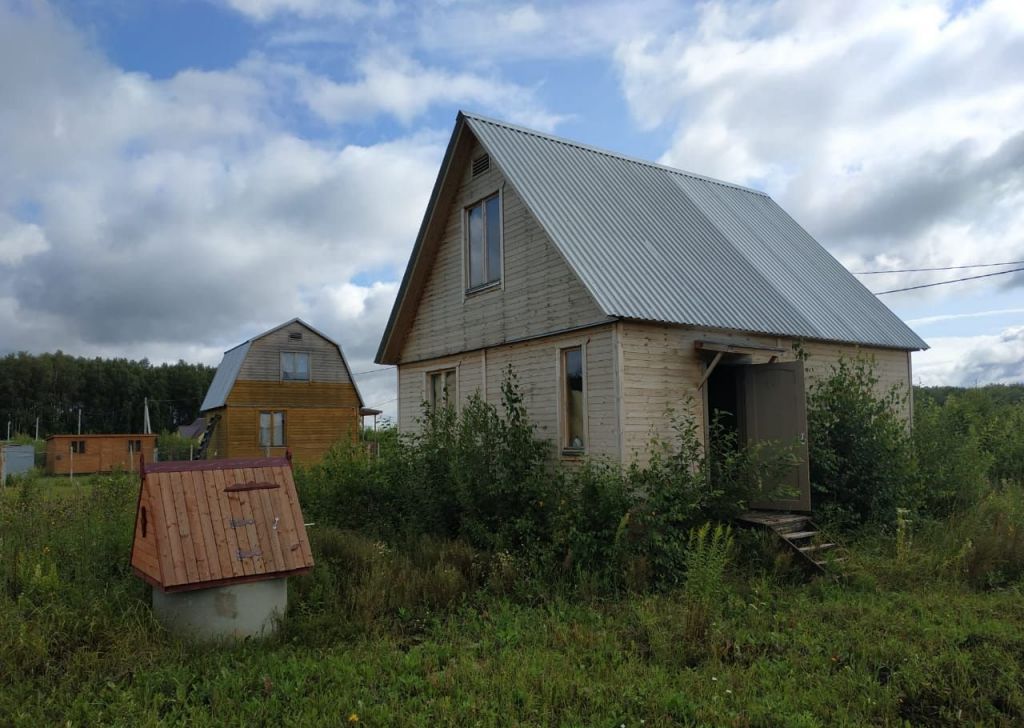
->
<box><xmin>35</xmin><ymin>417</ymin><xmax>39</xmax><ymax>441</ymax></box>
<box><xmin>143</xmin><ymin>397</ymin><xmax>152</xmax><ymax>435</ymax></box>
<box><xmin>77</xmin><ymin>406</ymin><xmax>82</xmax><ymax>435</ymax></box>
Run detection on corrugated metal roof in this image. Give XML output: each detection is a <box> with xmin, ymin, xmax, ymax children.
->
<box><xmin>463</xmin><ymin>113</ymin><xmax>927</xmax><ymax>350</ymax></box>
<box><xmin>200</xmin><ymin>342</ymin><xmax>249</xmax><ymax>411</ymax></box>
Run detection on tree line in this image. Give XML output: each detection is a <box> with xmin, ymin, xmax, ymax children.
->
<box><xmin>0</xmin><ymin>351</ymin><xmax>215</xmax><ymax>438</ymax></box>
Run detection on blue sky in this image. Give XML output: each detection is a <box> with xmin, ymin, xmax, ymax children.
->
<box><xmin>1</xmin><ymin>0</ymin><xmax>1023</xmax><ymax>415</ymax></box>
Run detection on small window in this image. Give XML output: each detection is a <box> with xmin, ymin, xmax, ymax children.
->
<box><xmin>281</xmin><ymin>351</ymin><xmax>310</xmax><ymax>381</ymax></box>
<box><xmin>128</xmin><ymin>439</ymin><xmax>142</xmax><ymax>453</ymax></box>
<box><xmin>562</xmin><ymin>347</ymin><xmax>585</xmax><ymax>451</ymax></box>
<box><xmin>288</xmin><ymin>331</ymin><xmax>303</xmax><ymax>340</ymax></box>
<box><xmin>428</xmin><ymin>369</ymin><xmax>457</xmax><ymax>409</ymax></box>
<box><xmin>71</xmin><ymin>440</ymin><xmax>86</xmax><ymax>454</ymax></box>
<box><xmin>466</xmin><ymin>193</ymin><xmax>501</xmax><ymax>290</ymax></box>
<box><xmin>259</xmin><ymin>411</ymin><xmax>286</xmax><ymax>447</ymax></box>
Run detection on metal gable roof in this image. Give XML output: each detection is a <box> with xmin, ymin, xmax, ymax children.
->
<box><xmin>462</xmin><ymin>113</ymin><xmax>927</xmax><ymax>351</ymax></box>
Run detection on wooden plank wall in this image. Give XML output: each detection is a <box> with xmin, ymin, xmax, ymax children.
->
<box><xmin>46</xmin><ymin>435</ymin><xmax>157</xmax><ymax>475</ymax></box>
<box><xmin>400</xmin><ymin>138</ymin><xmax>607</xmax><ymax>364</ymax></box>
<box><xmin>226</xmin><ymin>380</ymin><xmax>360</xmax><ymax>409</ymax></box>
<box><xmin>618</xmin><ymin>321</ymin><xmax>913</xmax><ymax>464</ymax></box>
<box><xmin>130</xmin><ymin>482</ymin><xmax>161</xmax><ymax>583</ymax></box>
<box><xmin>398</xmin><ymin>324</ymin><xmax>619</xmax><ymax>460</ymax></box>
<box><xmin>238</xmin><ymin>323</ymin><xmax>352</xmax><ymax>383</ymax></box>
<box><xmin>220</xmin><ymin>406</ymin><xmax>358</xmax><ymax>464</ymax></box>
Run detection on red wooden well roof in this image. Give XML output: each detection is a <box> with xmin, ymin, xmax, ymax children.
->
<box><xmin>130</xmin><ymin>456</ymin><xmax>314</xmax><ymax>592</ymax></box>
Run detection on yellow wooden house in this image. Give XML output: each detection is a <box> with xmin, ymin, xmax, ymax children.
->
<box><xmin>199</xmin><ymin>319</ymin><xmax>363</xmax><ymax>464</ymax></box>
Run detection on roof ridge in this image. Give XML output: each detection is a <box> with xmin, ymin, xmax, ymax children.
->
<box><xmin>460</xmin><ymin>110</ymin><xmax>769</xmax><ymax>197</ymax></box>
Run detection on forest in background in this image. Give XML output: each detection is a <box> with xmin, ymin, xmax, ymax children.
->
<box><xmin>0</xmin><ymin>351</ymin><xmax>215</xmax><ymax>437</ymax></box>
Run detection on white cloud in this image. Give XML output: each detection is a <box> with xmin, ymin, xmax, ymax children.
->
<box><xmin>0</xmin><ymin>1</ymin><xmax>440</xmax><ymax>398</ymax></box>
<box><xmin>614</xmin><ymin>0</ymin><xmax>1024</xmax><ymax>276</ymax></box>
<box><xmin>915</xmin><ymin>326</ymin><xmax>1024</xmax><ymax>386</ymax></box>
<box><xmin>297</xmin><ymin>52</ymin><xmax>565</xmax><ymax>130</ymax></box>
<box><xmin>907</xmin><ymin>308</ymin><xmax>1024</xmax><ymax>327</ymax></box>
<box><xmin>223</xmin><ymin>0</ymin><xmax>389</xmax><ymax>22</ymax></box>
<box><xmin>0</xmin><ymin>218</ymin><xmax>49</xmax><ymax>265</ymax></box>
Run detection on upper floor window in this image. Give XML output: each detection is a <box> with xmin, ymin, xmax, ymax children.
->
<box><xmin>466</xmin><ymin>193</ymin><xmax>501</xmax><ymax>290</ymax></box>
<box><xmin>281</xmin><ymin>351</ymin><xmax>310</xmax><ymax>381</ymax></box>
<box><xmin>428</xmin><ymin>368</ymin><xmax>457</xmax><ymax>409</ymax></box>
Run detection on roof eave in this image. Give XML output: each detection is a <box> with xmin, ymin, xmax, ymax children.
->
<box><xmin>375</xmin><ymin>112</ymin><xmax>471</xmax><ymax>365</ymax></box>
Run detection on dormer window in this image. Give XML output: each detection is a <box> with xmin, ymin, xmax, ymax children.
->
<box><xmin>466</xmin><ymin>193</ymin><xmax>501</xmax><ymax>291</ymax></box>
<box><xmin>281</xmin><ymin>351</ymin><xmax>310</xmax><ymax>381</ymax></box>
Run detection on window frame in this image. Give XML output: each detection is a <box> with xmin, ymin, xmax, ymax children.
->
<box><xmin>280</xmin><ymin>351</ymin><xmax>311</xmax><ymax>382</ymax></box>
<box><xmin>558</xmin><ymin>343</ymin><xmax>588</xmax><ymax>455</ymax></box>
<box><xmin>463</xmin><ymin>191</ymin><xmax>503</xmax><ymax>294</ymax></box>
<box><xmin>425</xmin><ymin>367</ymin><xmax>458</xmax><ymax>410</ymax></box>
<box><xmin>259</xmin><ymin>410</ymin><xmax>286</xmax><ymax>448</ymax></box>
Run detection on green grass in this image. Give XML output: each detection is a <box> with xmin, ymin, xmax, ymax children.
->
<box><xmin>1</xmin><ymin>474</ymin><xmax>98</xmax><ymax>499</ymax></box>
<box><xmin>3</xmin><ymin>475</ymin><xmax>1024</xmax><ymax>726</ymax></box>
<box><xmin>4</xmin><ymin>580</ymin><xmax>1023</xmax><ymax>726</ymax></box>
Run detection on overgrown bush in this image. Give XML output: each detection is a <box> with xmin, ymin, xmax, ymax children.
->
<box><xmin>806</xmin><ymin>356</ymin><xmax>916</xmax><ymax>529</ymax></box>
<box><xmin>912</xmin><ymin>395</ymin><xmax>992</xmax><ymax>517</ymax></box>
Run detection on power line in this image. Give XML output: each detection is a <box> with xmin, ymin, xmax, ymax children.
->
<box><xmin>873</xmin><ymin>266</ymin><xmax>1024</xmax><ymax>295</ymax></box>
<box><xmin>351</xmin><ymin>366</ymin><xmax>396</xmax><ymax>376</ymax></box>
<box><xmin>855</xmin><ymin>260</ymin><xmax>1024</xmax><ymax>275</ymax></box>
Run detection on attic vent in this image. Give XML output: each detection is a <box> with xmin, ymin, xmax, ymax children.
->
<box><xmin>472</xmin><ymin>154</ymin><xmax>490</xmax><ymax>177</ymax></box>
<box><xmin>288</xmin><ymin>332</ymin><xmax>303</xmax><ymax>341</ymax></box>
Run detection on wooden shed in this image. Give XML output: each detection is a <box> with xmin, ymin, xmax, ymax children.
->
<box><xmin>46</xmin><ymin>433</ymin><xmax>156</xmax><ymax>475</ymax></box>
<box><xmin>131</xmin><ymin>456</ymin><xmax>313</xmax><ymax>593</ymax></box>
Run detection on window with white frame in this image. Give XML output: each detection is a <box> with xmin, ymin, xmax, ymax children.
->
<box><xmin>466</xmin><ymin>193</ymin><xmax>501</xmax><ymax>290</ymax></box>
<box><xmin>561</xmin><ymin>346</ymin><xmax>585</xmax><ymax>451</ymax></box>
<box><xmin>428</xmin><ymin>368</ymin><xmax>457</xmax><ymax>409</ymax></box>
<box><xmin>259</xmin><ymin>411</ymin><xmax>285</xmax><ymax>447</ymax></box>
<box><xmin>281</xmin><ymin>351</ymin><xmax>310</xmax><ymax>381</ymax></box>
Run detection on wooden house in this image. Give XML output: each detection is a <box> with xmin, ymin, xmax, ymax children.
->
<box><xmin>199</xmin><ymin>319</ymin><xmax>364</xmax><ymax>464</ymax></box>
<box><xmin>130</xmin><ymin>456</ymin><xmax>314</xmax><ymax>593</ymax></box>
<box><xmin>45</xmin><ymin>433</ymin><xmax>156</xmax><ymax>475</ymax></box>
<box><xmin>376</xmin><ymin>112</ymin><xmax>927</xmax><ymax>512</ymax></box>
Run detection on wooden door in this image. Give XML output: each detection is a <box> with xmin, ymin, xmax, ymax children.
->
<box><xmin>743</xmin><ymin>361</ymin><xmax>811</xmax><ymax>511</ymax></box>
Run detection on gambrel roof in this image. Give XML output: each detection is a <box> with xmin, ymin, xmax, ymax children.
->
<box><xmin>376</xmin><ymin>112</ymin><xmax>926</xmax><ymax>363</ymax></box>
<box><xmin>201</xmin><ymin>318</ymin><xmax>364</xmax><ymax>411</ymax></box>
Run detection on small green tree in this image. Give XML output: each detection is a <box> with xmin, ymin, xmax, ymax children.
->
<box><xmin>806</xmin><ymin>357</ymin><xmax>915</xmax><ymax>530</ymax></box>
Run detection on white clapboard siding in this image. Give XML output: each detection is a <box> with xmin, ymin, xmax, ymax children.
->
<box><xmin>399</xmin><ymin>325</ymin><xmax>619</xmax><ymax>461</ymax></box>
<box><xmin>400</xmin><ymin>139</ymin><xmax>606</xmax><ymax>364</ymax></box>
<box><xmin>619</xmin><ymin>322</ymin><xmax>913</xmax><ymax>462</ymax></box>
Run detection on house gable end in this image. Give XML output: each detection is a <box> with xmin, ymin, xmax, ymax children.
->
<box><xmin>382</xmin><ymin>119</ymin><xmax>608</xmax><ymax>365</ymax></box>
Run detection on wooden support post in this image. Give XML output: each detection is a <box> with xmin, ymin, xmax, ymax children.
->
<box><xmin>697</xmin><ymin>351</ymin><xmax>724</xmax><ymax>390</ymax></box>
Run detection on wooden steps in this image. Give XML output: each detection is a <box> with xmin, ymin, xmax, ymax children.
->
<box><xmin>737</xmin><ymin>510</ymin><xmax>847</xmax><ymax>573</ymax></box>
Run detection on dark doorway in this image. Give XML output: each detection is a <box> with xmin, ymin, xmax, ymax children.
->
<box><xmin>701</xmin><ymin>355</ymin><xmax>811</xmax><ymax>513</ymax></box>
<box><xmin>706</xmin><ymin>362</ymin><xmax>743</xmax><ymax>449</ymax></box>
